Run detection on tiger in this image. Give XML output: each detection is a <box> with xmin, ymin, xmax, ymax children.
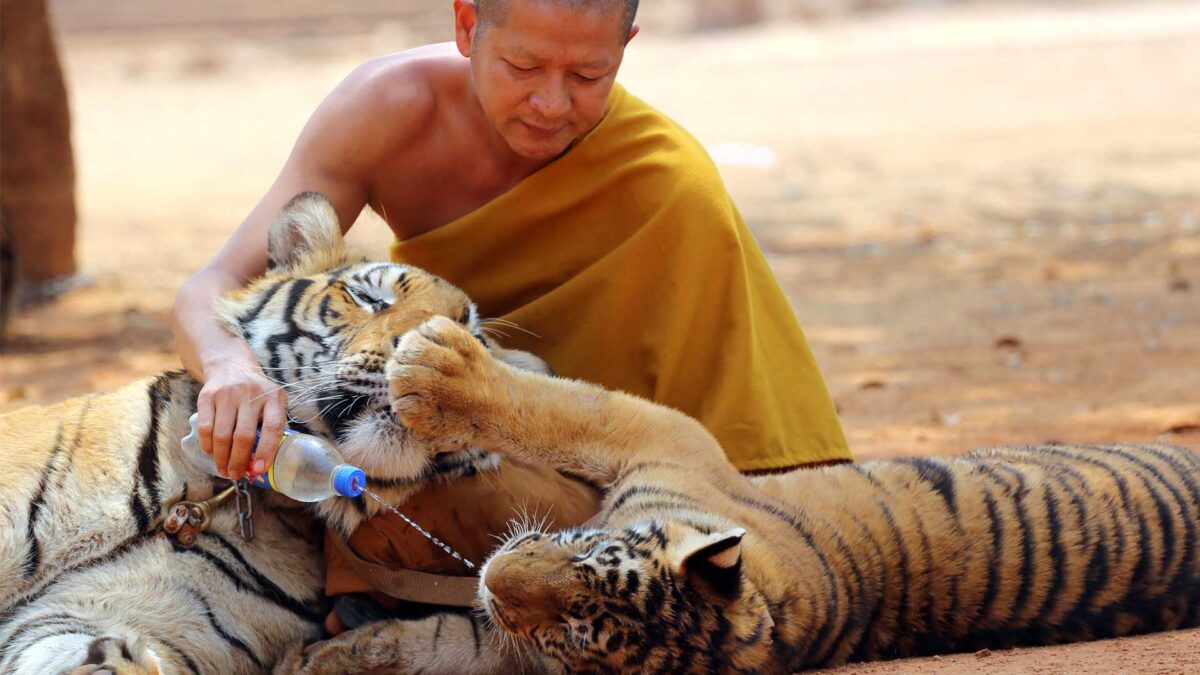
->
<box><xmin>0</xmin><ymin>192</ymin><xmax>549</xmax><ymax>674</ymax></box>
<box><xmin>280</xmin><ymin>313</ymin><xmax>1200</xmax><ymax>674</ymax></box>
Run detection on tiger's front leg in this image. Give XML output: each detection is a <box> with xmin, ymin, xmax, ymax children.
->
<box><xmin>388</xmin><ymin>317</ymin><xmax>725</xmax><ymax>484</ymax></box>
<box><xmin>273</xmin><ymin>613</ymin><xmax>546</xmax><ymax>675</ymax></box>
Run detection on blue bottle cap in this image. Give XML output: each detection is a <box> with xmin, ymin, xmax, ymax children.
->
<box><xmin>333</xmin><ymin>465</ymin><xmax>366</xmax><ymax>498</ymax></box>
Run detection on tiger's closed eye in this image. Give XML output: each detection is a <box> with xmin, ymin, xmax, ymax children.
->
<box><xmin>571</xmin><ymin>546</ymin><xmax>601</xmax><ymax>563</ymax></box>
<box><xmin>344</xmin><ymin>285</ymin><xmax>390</xmax><ymax>312</ymax></box>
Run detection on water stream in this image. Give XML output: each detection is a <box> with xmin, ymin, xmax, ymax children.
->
<box><xmin>361</xmin><ymin>488</ymin><xmax>477</xmax><ymax>571</ymax></box>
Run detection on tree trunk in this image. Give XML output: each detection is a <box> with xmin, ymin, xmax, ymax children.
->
<box><xmin>0</xmin><ymin>0</ymin><xmax>78</xmax><ymax>286</ymax></box>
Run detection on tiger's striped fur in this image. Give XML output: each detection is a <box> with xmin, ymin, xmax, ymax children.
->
<box><xmin>288</xmin><ymin>315</ymin><xmax>1198</xmax><ymax>674</ymax></box>
<box><xmin>0</xmin><ymin>193</ymin><xmax>550</xmax><ymax>674</ymax></box>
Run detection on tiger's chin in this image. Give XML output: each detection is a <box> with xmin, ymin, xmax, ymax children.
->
<box><xmin>478</xmin><ymin>590</ymin><xmax>582</xmax><ymax>667</ymax></box>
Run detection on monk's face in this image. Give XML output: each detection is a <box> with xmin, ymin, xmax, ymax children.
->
<box><xmin>456</xmin><ymin>0</ymin><xmax>636</xmax><ymax>161</ymax></box>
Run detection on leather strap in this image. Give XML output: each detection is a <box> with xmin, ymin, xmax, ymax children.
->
<box><xmin>329</xmin><ymin>534</ymin><xmax>479</xmax><ymax>608</ymax></box>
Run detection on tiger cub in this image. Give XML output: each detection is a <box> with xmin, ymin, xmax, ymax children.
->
<box><xmin>285</xmin><ymin>315</ymin><xmax>1199</xmax><ymax>674</ymax></box>
<box><xmin>0</xmin><ymin>193</ymin><xmax>546</xmax><ymax>674</ymax></box>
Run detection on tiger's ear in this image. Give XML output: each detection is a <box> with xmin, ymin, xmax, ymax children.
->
<box><xmin>670</xmin><ymin>527</ymin><xmax>746</xmax><ymax>599</ymax></box>
<box><xmin>267</xmin><ymin>192</ymin><xmax>352</xmax><ymax>274</ymax></box>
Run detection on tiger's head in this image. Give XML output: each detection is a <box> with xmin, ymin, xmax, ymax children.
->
<box><xmin>214</xmin><ymin>192</ymin><xmax>548</xmax><ymax>532</ymax></box>
<box><xmin>479</xmin><ymin>520</ymin><xmax>776</xmax><ymax>673</ymax></box>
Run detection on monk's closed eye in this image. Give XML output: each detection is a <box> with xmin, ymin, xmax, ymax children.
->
<box><xmin>505</xmin><ymin>60</ymin><xmax>538</xmax><ymax>75</ymax></box>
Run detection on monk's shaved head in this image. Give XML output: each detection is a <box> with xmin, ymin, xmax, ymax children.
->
<box><xmin>475</xmin><ymin>0</ymin><xmax>638</xmax><ymax>39</ymax></box>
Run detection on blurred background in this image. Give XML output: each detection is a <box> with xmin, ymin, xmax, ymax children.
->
<box><xmin>1</xmin><ymin>0</ymin><xmax>1198</xmax><ymax>461</ymax></box>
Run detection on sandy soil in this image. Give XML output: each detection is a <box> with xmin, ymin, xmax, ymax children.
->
<box><xmin>2</xmin><ymin>0</ymin><xmax>1198</xmax><ymax>670</ymax></box>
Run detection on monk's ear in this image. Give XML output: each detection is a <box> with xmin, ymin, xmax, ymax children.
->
<box><xmin>626</xmin><ymin>23</ymin><xmax>639</xmax><ymax>44</ymax></box>
<box><xmin>669</xmin><ymin>527</ymin><xmax>746</xmax><ymax>599</ymax></box>
<box><xmin>267</xmin><ymin>192</ymin><xmax>350</xmax><ymax>274</ymax></box>
<box><xmin>454</xmin><ymin>0</ymin><xmax>480</xmax><ymax>57</ymax></box>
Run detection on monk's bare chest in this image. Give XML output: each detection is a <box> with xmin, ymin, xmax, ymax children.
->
<box><xmin>366</xmin><ymin>138</ymin><xmax>522</xmax><ymax>240</ymax></box>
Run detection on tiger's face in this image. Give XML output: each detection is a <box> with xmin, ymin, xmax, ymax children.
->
<box><xmin>479</xmin><ymin>520</ymin><xmax>775</xmax><ymax>673</ymax></box>
<box><xmin>215</xmin><ymin>193</ymin><xmax>548</xmax><ymax>526</ymax></box>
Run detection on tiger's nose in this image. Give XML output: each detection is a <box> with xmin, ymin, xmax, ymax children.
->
<box><xmin>483</xmin><ymin>553</ymin><xmax>562</xmax><ymax>623</ymax></box>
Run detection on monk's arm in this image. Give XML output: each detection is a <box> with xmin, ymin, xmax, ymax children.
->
<box><xmin>171</xmin><ymin>60</ymin><xmax>434</xmax><ymax>476</ymax></box>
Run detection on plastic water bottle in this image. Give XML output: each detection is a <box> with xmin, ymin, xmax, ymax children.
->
<box><xmin>181</xmin><ymin>413</ymin><xmax>366</xmax><ymax>502</ymax></box>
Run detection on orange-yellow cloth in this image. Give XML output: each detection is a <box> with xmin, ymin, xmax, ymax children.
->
<box><xmin>391</xmin><ymin>83</ymin><xmax>851</xmax><ymax>471</ymax></box>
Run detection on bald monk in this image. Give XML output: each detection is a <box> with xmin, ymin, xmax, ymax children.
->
<box><xmin>171</xmin><ymin>0</ymin><xmax>852</xmax><ymax>634</ymax></box>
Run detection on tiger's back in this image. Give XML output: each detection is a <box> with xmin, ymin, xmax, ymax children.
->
<box><xmin>753</xmin><ymin>442</ymin><xmax>1200</xmax><ymax>666</ymax></box>
<box><xmin>555</xmin><ymin>441</ymin><xmax>1200</xmax><ymax>671</ymax></box>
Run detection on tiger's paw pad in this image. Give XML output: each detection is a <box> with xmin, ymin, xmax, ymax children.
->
<box><xmin>388</xmin><ymin>315</ymin><xmax>499</xmax><ymax>446</ymax></box>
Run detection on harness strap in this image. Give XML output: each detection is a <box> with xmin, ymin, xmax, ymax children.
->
<box><xmin>329</xmin><ymin>533</ymin><xmax>479</xmax><ymax>608</ymax></box>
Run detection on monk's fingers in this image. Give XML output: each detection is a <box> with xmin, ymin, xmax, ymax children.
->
<box><xmin>254</xmin><ymin>393</ymin><xmax>288</xmax><ymax>476</ymax></box>
<box><xmin>226</xmin><ymin>401</ymin><xmax>262</xmax><ymax>480</ymax></box>
<box><xmin>196</xmin><ymin>392</ymin><xmax>217</xmax><ymax>457</ymax></box>
<box><xmin>211</xmin><ymin>398</ymin><xmax>238</xmax><ymax>478</ymax></box>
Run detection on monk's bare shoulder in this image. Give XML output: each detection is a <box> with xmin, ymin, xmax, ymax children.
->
<box><xmin>312</xmin><ymin>44</ymin><xmax>468</xmax><ymax>169</ymax></box>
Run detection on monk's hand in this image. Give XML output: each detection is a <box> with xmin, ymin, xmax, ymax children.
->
<box><xmin>388</xmin><ymin>315</ymin><xmax>504</xmax><ymax>451</ymax></box>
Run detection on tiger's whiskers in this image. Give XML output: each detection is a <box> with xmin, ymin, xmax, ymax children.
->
<box><xmin>481</xmin><ymin>317</ymin><xmax>541</xmax><ymax>339</ymax></box>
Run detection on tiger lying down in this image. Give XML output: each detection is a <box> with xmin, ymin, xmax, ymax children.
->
<box><xmin>0</xmin><ymin>192</ymin><xmax>553</xmax><ymax>674</ymax></box>
<box><xmin>2</xmin><ymin>193</ymin><xmax>1197</xmax><ymax>675</ymax></box>
<box><xmin>289</xmin><ymin>319</ymin><xmax>1200</xmax><ymax>666</ymax></box>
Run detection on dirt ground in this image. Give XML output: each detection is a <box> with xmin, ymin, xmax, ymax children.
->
<box><xmin>2</xmin><ymin>0</ymin><xmax>1198</xmax><ymax>670</ymax></box>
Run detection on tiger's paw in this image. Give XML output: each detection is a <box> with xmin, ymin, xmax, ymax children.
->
<box><xmin>271</xmin><ymin>640</ymin><xmax>313</xmax><ymax>675</ymax></box>
<box><xmin>273</xmin><ymin>627</ymin><xmax>404</xmax><ymax>675</ymax></box>
<box><xmin>272</xmin><ymin>637</ymin><xmax>354</xmax><ymax>675</ymax></box>
<box><xmin>388</xmin><ymin>315</ymin><xmax>504</xmax><ymax>450</ymax></box>
<box><xmin>69</xmin><ymin>636</ymin><xmax>161</xmax><ymax>675</ymax></box>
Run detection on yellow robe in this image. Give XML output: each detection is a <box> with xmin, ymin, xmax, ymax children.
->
<box><xmin>391</xmin><ymin>84</ymin><xmax>850</xmax><ymax>471</ymax></box>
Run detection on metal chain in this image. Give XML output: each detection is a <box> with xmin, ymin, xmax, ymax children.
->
<box><xmin>235</xmin><ymin>480</ymin><xmax>255</xmax><ymax>541</ymax></box>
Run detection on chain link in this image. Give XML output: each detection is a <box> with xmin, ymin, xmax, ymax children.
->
<box><xmin>235</xmin><ymin>480</ymin><xmax>255</xmax><ymax>541</ymax></box>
